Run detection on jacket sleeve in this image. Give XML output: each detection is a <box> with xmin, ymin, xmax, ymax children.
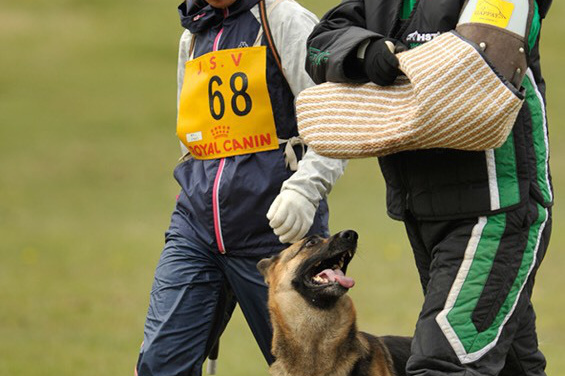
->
<box><xmin>177</xmin><ymin>29</ymin><xmax>193</xmax><ymax>155</ymax></box>
<box><xmin>267</xmin><ymin>0</ymin><xmax>319</xmax><ymax>95</ymax></box>
<box><xmin>536</xmin><ymin>0</ymin><xmax>551</xmax><ymax>18</ymax></box>
<box><xmin>280</xmin><ymin>149</ymin><xmax>347</xmax><ymax>208</ymax></box>
<box><xmin>305</xmin><ymin>0</ymin><xmax>382</xmax><ymax>84</ymax></box>
<box><xmin>268</xmin><ymin>0</ymin><xmax>348</xmax><ymax>205</ymax></box>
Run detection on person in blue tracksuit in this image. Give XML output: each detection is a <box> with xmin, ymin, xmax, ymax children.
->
<box><xmin>135</xmin><ymin>0</ymin><xmax>346</xmax><ymax>375</ymax></box>
<box><xmin>305</xmin><ymin>0</ymin><xmax>553</xmax><ymax>375</ymax></box>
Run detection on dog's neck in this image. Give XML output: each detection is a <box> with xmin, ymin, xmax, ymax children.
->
<box><xmin>269</xmin><ymin>292</ymin><xmax>368</xmax><ymax>376</ymax></box>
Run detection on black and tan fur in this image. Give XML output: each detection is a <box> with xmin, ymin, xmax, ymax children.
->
<box><xmin>258</xmin><ymin>230</ymin><xmax>411</xmax><ymax>376</ymax></box>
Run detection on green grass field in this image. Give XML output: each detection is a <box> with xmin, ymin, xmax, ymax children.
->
<box><xmin>1</xmin><ymin>0</ymin><xmax>564</xmax><ymax>374</ymax></box>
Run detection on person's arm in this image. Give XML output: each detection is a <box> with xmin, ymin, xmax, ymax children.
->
<box><xmin>267</xmin><ymin>150</ymin><xmax>347</xmax><ymax>243</ymax></box>
<box><xmin>265</xmin><ymin>0</ymin><xmax>348</xmax><ymax>244</ymax></box>
<box><xmin>305</xmin><ymin>0</ymin><xmax>403</xmax><ymax>86</ymax></box>
<box><xmin>267</xmin><ymin>0</ymin><xmax>347</xmax><ymax>243</ymax></box>
<box><xmin>266</xmin><ymin>0</ymin><xmax>319</xmax><ymax>96</ymax></box>
<box><xmin>305</xmin><ymin>0</ymin><xmax>381</xmax><ymax>84</ymax></box>
<box><xmin>177</xmin><ymin>30</ymin><xmax>193</xmax><ymax>156</ymax></box>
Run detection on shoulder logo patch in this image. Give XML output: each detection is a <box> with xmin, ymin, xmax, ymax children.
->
<box><xmin>308</xmin><ymin>47</ymin><xmax>330</xmax><ymax>66</ymax></box>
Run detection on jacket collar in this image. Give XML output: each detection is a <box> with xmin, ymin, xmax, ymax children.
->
<box><xmin>179</xmin><ymin>0</ymin><xmax>261</xmax><ymax>33</ymax></box>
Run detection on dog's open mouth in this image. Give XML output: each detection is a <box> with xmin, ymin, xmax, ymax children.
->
<box><xmin>308</xmin><ymin>249</ymin><xmax>355</xmax><ymax>289</ymax></box>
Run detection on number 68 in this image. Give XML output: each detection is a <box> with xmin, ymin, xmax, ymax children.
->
<box><xmin>208</xmin><ymin>72</ymin><xmax>253</xmax><ymax>120</ymax></box>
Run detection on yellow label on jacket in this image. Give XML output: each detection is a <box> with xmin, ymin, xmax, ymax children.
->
<box><xmin>471</xmin><ymin>0</ymin><xmax>515</xmax><ymax>28</ymax></box>
<box><xmin>177</xmin><ymin>46</ymin><xmax>278</xmax><ymax>160</ymax></box>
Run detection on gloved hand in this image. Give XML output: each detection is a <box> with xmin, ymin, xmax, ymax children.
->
<box><xmin>363</xmin><ymin>38</ymin><xmax>405</xmax><ymax>86</ymax></box>
<box><xmin>267</xmin><ymin>189</ymin><xmax>316</xmax><ymax>244</ymax></box>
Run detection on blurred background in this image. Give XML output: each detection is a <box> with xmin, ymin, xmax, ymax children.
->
<box><xmin>1</xmin><ymin>0</ymin><xmax>563</xmax><ymax>375</ymax></box>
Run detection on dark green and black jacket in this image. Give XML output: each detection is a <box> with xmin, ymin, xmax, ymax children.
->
<box><xmin>306</xmin><ymin>0</ymin><xmax>553</xmax><ymax>221</ymax></box>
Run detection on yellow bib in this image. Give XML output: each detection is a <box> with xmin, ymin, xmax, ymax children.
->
<box><xmin>177</xmin><ymin>46</ymin><xmax>279</xmax><ymax>160</ymax></box>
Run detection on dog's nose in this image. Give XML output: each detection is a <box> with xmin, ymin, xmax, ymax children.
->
<box><xmin>337</xmin><ymin>230</ymin><xmax>358</xmax><ymax>241</ymax></box>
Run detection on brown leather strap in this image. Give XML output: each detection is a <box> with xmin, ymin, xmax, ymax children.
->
<box><xmin>259</xmin><ymin>0</ymin><xmax>283</xmax><ymax>72</ymax></box>
<box><xmin>188</xmin><ymin>1</ymin><xmax>282</xmax><ymax>72</ymax></box>
<box><xmin>188</xmin><ymin>35</ymin><xmax>196</xmax><ymax>59</ymax></box>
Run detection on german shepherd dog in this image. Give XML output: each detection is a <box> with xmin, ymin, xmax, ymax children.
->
<box><xmin>257</xmin><ymin>230</ymin><xmax>412</xmax><ymax>376</ymax></box>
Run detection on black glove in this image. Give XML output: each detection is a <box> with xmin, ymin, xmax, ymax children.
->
<box><xmin>363</xmin><ymin>38</ymin><xmax>404</xmax><ymax>86</ymax></box>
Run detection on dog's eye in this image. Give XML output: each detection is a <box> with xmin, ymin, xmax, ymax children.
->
<box><xmin>305</xmin><ymin>238</ymin><xmax>320</xmax><ymax>248</ymax></box>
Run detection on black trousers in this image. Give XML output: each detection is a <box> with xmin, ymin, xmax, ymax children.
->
<box><xmin>404</xmin><ymin>198</ymin><xmax>551</xmax><ymax>376</ymax></box>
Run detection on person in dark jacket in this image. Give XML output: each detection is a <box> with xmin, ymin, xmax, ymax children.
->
<box><xmin>305</xmin><ymin>0</ymin><xmax>553</xmax><ymax>375</ymax></box>
<box><xmin>135</xmin><ymin>0</ymin><xmax>346</xmax><ymax>375</ymax></box>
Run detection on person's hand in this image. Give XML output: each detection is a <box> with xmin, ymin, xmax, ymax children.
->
<box><xmin>267</xmin><ymin>190</ymin><xmax>316</xmax><ymax>244</ymax></box>
<box><xmin>363</xmin><ymin>38</ymin><xmax>404</xmax><ymax>86</ymax></box>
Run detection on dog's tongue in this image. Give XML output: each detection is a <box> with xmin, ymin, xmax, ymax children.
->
<box><xmin>317</xmin><ymin>269</ymin><xmax>355</xmax><ymax>288</ymax></box>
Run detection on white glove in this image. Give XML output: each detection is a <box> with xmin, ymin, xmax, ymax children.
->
<box><xmin>267</xmin><ymin>190</ymin><xmax>316</xmax><ymax>244</ymax></box>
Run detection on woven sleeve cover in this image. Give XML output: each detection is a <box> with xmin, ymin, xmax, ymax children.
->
<box><xmin>296</xmin><ymin>32</ymin><xmax>524</xmax><ymax>159</ymax></box>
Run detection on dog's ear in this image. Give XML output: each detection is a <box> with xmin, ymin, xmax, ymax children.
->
<box><xmin>257</xmin><ymin>255</ymin><xmax>279</xmax><ymax>281</ymax></box>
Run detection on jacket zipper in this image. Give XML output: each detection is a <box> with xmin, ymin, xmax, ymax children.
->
<box><xmin>213</xmin><ymin>158</ymin><xmax>227</xmax><ymax>253</ymax></box>
<box><xmin>212</xmin><ymin>8</ymin><xmax>229</xmax><ymax>254</ymax></box>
